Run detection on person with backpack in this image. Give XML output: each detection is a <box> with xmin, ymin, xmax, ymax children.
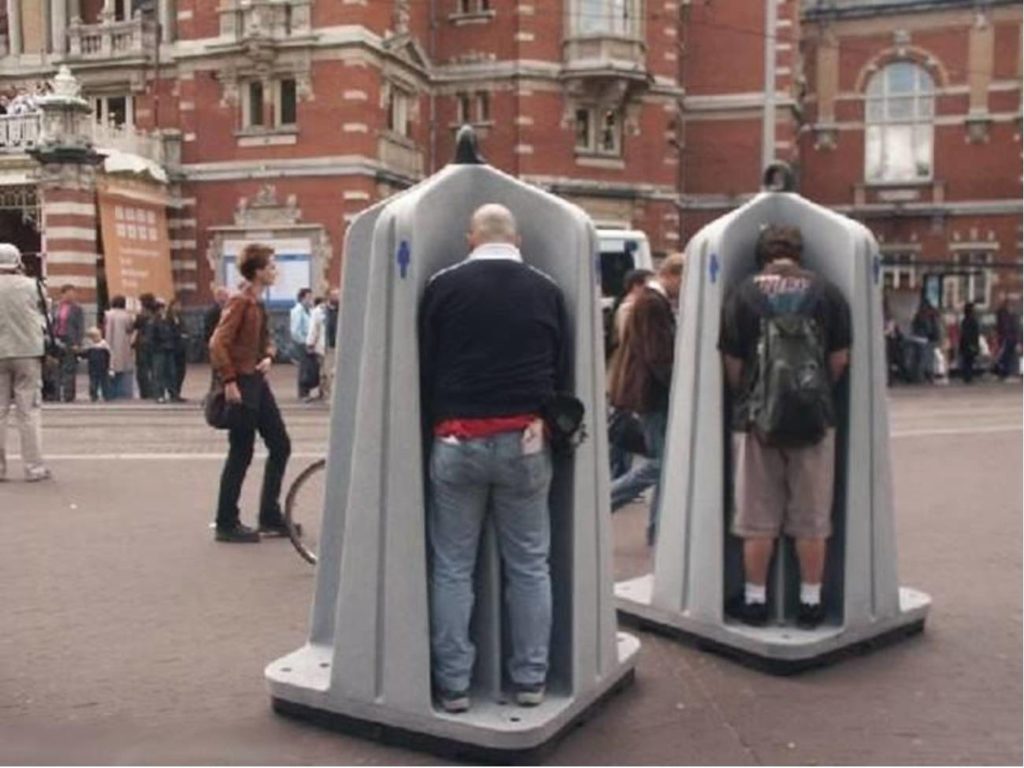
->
<box><xmin>718</xmin><ymin>225</ymin><xmax>851</xmax><ymax>629</ymax></box>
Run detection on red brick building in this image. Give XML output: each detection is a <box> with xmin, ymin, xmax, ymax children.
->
<box><xmin>0</xmin><ymin>0</ymin><xmax>1018</xmax><ymax>326</ymax></box>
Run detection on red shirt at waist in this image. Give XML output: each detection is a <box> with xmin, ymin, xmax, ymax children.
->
<box><xmin>434</xmin><ymin>414</ymin><xmax>540</xmax><ymax>440</ymax></box>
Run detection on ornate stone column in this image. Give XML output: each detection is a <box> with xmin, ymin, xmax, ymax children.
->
<box><xmin>29</xmin><ymin>67</ymin><xmax>102</xmax><ymax>307</ymax></box>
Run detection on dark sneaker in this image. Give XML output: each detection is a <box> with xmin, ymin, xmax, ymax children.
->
<box><xmin>436</xmin><ymin>688</ymin><xmax>470</xmax><ymax>713</ymax></box>
<box><xmin>215</xmin><ymin>523</ymin><xmax>260</xmax><ymax>543</ymax></box>
<box><xmin>726</xmin><ymin>595</ymin><xmax>769</xmax><ymax>627</ymax></box>
<box><xmin>514</xmin><ymin>683</ymin><xmax>545</xmax><ymax>707</ymax></box>
<box><xmin>796</xmin><ymin>602</ymin><xmax>825</xmax><ymax>629</ymax></box>
<box><xmin>258</xmin><ymin>521</ymin><xmax>299</xmax><ymax>538</ymax></box>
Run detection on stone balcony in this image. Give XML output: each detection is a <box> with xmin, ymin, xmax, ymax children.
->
<box><xmin>0</xmin><ymin>114</ymin><xmax>42</xmax><ymax>154</ymax></box>
<box><xmin>378</xmin><ymin>133</ymin><xmax>424</xmax><ymax>181</ymax></box>
<box><xmin>64</xmin><ymin>15</ymin><xmax>156</xmax><ymax>62</ymax></box>
<box><xmin>560</xmin><ymin>33</ymin><xmax>652</xmax><ymax>104</ymax></box>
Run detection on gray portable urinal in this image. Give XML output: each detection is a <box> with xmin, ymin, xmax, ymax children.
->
<box><xmin>266</xmin><ymin>128</ymin><xmax>639</xmax><ymax>759</ymax></box>
<box><xmin>615</xmin><ymin>164</ymin><xmax>930</xmax><ymax>673</ymax></box>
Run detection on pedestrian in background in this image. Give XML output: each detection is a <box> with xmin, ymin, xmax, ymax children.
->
<box><xmin>959</xmin><ymin>302</ymin><xmax>980</xmax><ymax>384</ymax></box>
<box><xmin>289</xmin><ymin>287</ymin><xmax>315</xmax><ymax>401</ymax></box>
<box><xmin>133</xmin><ymin>293</ymin><xmax>157</xmax><ymax>399</ymax></box>
<box><xmin>209</xmin><ymin>243</ymin><xmax>291</xmax><ymax>543</ymax></box>
<box><xmin>104</xmin><ymin>295</ymin><xmax>134</xmax><ymax>399</ymax></box>
<box><xmin>995</xmin><ymin>296</ymin><xmax>1020</xmax><ymax>380</ymax></box>
<box><xmin>0</xmin><ymin>243</ymin><xmax>51</xmax><ymax>481</ymax></box>
<box><xmin>203</xmin><ymin>286</ymin><xmax>230</xmax><ymax>346</ymax></box>
<box><xmin>81</xmin><ymin>327</ymin><xmax>112</xmax><ymax>402</ymax></box>
<box><xmin>52</xmin><ymin>284</ymin><xmax>84</xmax><ymax>402</ymax></box>
<box><xmin>167</xmin><ymin>296</ymin><xmax>188</xmax><ymax>401</ymax></box>
<box><xmin>607</xmin><ymin>253</ymin><xmax>685</xmax><ymax>545</ymax></box>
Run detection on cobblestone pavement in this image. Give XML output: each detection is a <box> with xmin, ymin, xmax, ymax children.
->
<box><xmin>1</xmin><ymin>367</ymin><xmax>1020</xmax><ymax>765</ymax></box>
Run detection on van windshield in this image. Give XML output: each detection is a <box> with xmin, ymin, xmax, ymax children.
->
<box><xmin>600</xmin><ymin>242</ymin><xmax>638</xmax><ymax>299</ymax></box>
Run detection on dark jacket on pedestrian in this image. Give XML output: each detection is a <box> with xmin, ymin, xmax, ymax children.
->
<box><xmin>608</xmin><ymin>284</ymin><xmax>675</xmax><ymax>414</ymax></box>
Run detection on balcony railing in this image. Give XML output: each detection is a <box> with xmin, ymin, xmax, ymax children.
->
<box><xmin>0</xmin><ymin>113</ymin><xmax>42</xmax><ymax>154</ymax></box>
<box><xmin>65</xmin><ymin>16</ymin><xmax>156</xmax><ymax>61</ymax></box>
<box><xmin>91</xmin><ymin>122</ymin><xmax>165</xmax><ymax>166</ymax></box>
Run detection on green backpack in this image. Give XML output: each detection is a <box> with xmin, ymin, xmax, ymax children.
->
<box><xmin>748</xmin><ymin>289</ymin><xmax>834</xmax><ymax>447</ymax></box>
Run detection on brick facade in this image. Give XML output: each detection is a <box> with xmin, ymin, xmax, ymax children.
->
<box><xmin>0</xmin><ymin>0</ymin><xmax>1018</xmax><ymax>319</ymax></box>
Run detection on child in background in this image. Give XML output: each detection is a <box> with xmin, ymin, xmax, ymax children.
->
<box><xmin>82</xmin><ymin>327</ymin><xmax>112</xmax><ymax>402</ymax></box>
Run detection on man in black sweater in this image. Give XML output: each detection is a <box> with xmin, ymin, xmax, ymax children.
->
<box><xmin>418</xmin><ymin>203</ymin><xmax>570</xmax><ymax>714</ymax></box>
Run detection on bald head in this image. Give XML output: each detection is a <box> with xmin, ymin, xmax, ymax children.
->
<box><xmin>468</xmin><ymin>204</ymin><xmax>518</xmax><ymax>248</ymax></box>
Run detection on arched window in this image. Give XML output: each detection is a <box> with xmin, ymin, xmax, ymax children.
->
<box><xmin>864</xmin><ymin>62</ymin><xmax>934</xmax><ymax>183</ymax></box>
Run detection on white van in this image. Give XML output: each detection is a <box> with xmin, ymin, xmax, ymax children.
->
<box><xmin>597</xmin><ymin>229</ymin><xmax>654</xmax><ymax>312</ymax></box>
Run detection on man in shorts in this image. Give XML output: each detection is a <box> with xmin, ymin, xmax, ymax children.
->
<box><xmin>718</xmin><ymin>225</ymin><xmax>851</xmax><ymax>629</ymax></box>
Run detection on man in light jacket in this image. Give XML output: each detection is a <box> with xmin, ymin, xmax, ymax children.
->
<box><xmin>0</xmin><ymin>243</ymin><xmax>51</xmax><ymax>481</ymax></box>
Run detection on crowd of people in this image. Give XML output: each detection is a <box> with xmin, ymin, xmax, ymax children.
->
<box><xmin>885</xmin><ymin>294</ymin><xmax>1021</xmax><ymax>385</ymax></box>
<box><xmin>41</xmin><ymin>286</ymin><xmax>192</xmax><ymax>404</ymax></box>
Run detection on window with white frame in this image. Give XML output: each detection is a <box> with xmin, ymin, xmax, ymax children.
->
<box><xmin>865</xmin><ymin>62</ymin><xmax>934</xmax><ymax>183</ymax></box>
<box><xmin>457</xmin><ymin>0</ymin><xmax>491</xmax><ymax>13</ymax></box>
<box><xmin>575</xmin><ymin>0</ymin><xmax>640</xmax><ymax>36</ymax></box>
<box><xmin>575</xmin><ymin>106</ymin><xmax>622</xmax><ymax>156</ymax></box>
<box><xmin>953</xmin><ymin>251</ymin><xmax>994</xmax><ymax>309</ymax></box>
<box><xmin>387</xmin><ymin>87</ymin><xmax>413</xmax><ymax>137</ymax></box>
<box><xmin>92</xmin><ymin>95</ymin><xmax>133</xmax><ymax>127</ymax></box>
<box><xmin>241</xmin><ymin>79</ymin><xmax>299</xmax><ymax>131</ymax></box>
<box><xmin>881</xmin><ymin>251</ymin><xmax>917</xmax><ymax>291</ymax></box>
<box><xmin>243</xmin><ymin>81</ymin><xmax>265</xmax><ymax>129</ymax></box>
<box><xmin>277</xmin><ymin>79</ymin><xmax>297</xmax><ymax>127</ymax></box>
<box><xmin>456</xmin><ymin>91</ymin><xmax>490</xmax><ymax>124</ymax></box>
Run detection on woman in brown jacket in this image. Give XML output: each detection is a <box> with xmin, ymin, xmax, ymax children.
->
<box><xmin>208</xmin><ymin>243</ymin><xmax>291</xmax><ymax>543</ymax></box>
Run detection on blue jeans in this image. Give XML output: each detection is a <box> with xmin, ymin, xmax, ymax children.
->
<box><xmin>610</xmin><ymin>410</ymin><xmax>667</xmax><ymax>543</ymax></box>
<box><xmin>428</xmin><ymin>431</ymin><xmax>553</xmax><ymax>693</ymax></box>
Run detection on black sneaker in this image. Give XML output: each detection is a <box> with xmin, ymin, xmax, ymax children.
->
<box><xmin>796</xmin><ymin>602</ymin><xmax>825</xmax><ymax>629</ymax></box>
<box><xmin>436</xmin><ymin>688</ymin><xmax>470</xmax><ymax>713</ymax></box>
<box><xmin>726</xmin><ymin>595</ymin><xmax>769</xmax><ymax>627</ymax></box>
<box><xmin>258</xmin><ymin>521</ymin><xmax>299</xmax><ymax>538</ymax></box>
<box><xmin>514</xmin><ymin>682</ymin><xmax>545</xmax><ymax>707</ymax></box>
<box><xmin>215</xmin><ymin>523</ymin><xmax>260</xmax><ymax>543</ymax></box>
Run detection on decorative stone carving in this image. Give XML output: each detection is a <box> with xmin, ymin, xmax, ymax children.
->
<box><xmin>234</xmin><ymin>185</ymin><xmax>302</xmax><ymax>227</ymax></box>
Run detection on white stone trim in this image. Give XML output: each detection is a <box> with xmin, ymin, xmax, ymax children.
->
<box><xmin>46</xmin><ymin>227</ymin><xmax>96</xmax><ymax>242</ymax></box>
<box><xmin>43</xmin><ymin>274</ymin><xmax>96</xmax><ymax>289</ymax></box>
<box><xmin>44</xmin><ymin>202</ymin><xmax>94</xmax><ymax>217</ymax></box>
<box><xmin>45</xmin><ymin>251</ymin><xmax>98</xmax><ymax>265</ymax></box>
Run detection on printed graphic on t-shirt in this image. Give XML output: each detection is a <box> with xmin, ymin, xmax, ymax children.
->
<box><xmin>753</xmin><ymin>273</ymin><xmax>811</xmax><ymax>314</ymax></box>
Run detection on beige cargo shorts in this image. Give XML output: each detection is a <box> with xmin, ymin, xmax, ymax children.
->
<box><xmin>732</xmin><ymin>429</ymin><xmax>836</xmax><ymax>539</ymax></box>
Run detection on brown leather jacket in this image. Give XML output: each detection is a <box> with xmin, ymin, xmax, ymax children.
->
<box><xmin>208</xmin><ymin>293</ymin><xmax>272</xmax><ymax>383</ymax></box>
<box><xmin>608</xmin><ymin>284</ymin><xmax>676</xmax><ymax>414</ymax></box>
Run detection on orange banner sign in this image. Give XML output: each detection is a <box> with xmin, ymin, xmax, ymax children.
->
<box><xmin>98</xmin><ymin>190</ymin><xmax>174</xmax><ymax>302</ymax></box>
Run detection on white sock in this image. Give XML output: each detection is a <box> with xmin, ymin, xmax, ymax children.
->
<box><xmin>800</xmin><ymin>582</ymin><xmax>822</xmax><ymax>605</ymax></box>
<box><xmin>744</xmin><ymin>582</ymin><xmax>767</xmax><ymax>604</ymax></box>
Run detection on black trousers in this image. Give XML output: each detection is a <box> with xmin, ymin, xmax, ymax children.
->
<box><xmin>215</xmin><ymin>376</ymin><xmax>291</xmax><ymax>529</ymax></box>
<box><xmin>152</xmin><ymin>350</ymin><xmax>178</xmax><ymax>400</ymax></box>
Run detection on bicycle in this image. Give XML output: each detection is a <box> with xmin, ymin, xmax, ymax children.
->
<box><xmin>284</xmin><ymin>457</ymin><xmax>326</xmax><ymax>564</ymax></box>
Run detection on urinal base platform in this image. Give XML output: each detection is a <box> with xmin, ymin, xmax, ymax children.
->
<box><xmin>267</xmin><ymin>634</ymin><xmax>639</xmax><ymax>763</ymax></box>
<box><xmin>271</xmin><ymin>669</ymin><xmax>634</xmax><ymax>764</ymax></box>
<box><xmin>616</xmin><ymin>575</ymin><xmax>929</xmax><ymax>676</ymax></box>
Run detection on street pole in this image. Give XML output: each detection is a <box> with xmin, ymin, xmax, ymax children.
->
<box><xmin>762</xmin><ymin>0</ymin><xmax>777</xmax><ymax>172</ymax></box>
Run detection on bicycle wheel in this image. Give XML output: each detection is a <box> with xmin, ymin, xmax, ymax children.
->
<box><xmin>284</xmin><ymin>458</ymin><xmax>326</xmax><ymax>565</ymax></box>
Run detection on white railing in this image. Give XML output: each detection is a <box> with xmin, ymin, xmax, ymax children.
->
<box><xmin>66</xmin><ymin>16</ymin><xmax>155</xmax><ymax>60</ymax></box>
<box><xmin>91</xmin><ymin>122</ymin><xmax>164</xmax><ymax>166</ymax></box>
<box><xmin>0</xmin><ymin>113</ymin><xmax>42</xmax><ymax>153</ymax></box>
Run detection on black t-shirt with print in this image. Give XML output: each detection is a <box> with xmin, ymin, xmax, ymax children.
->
<box><xmin>718</xmin><ymin>261</ymin><xmax>852</xmax><ymax>429</ymax></box>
